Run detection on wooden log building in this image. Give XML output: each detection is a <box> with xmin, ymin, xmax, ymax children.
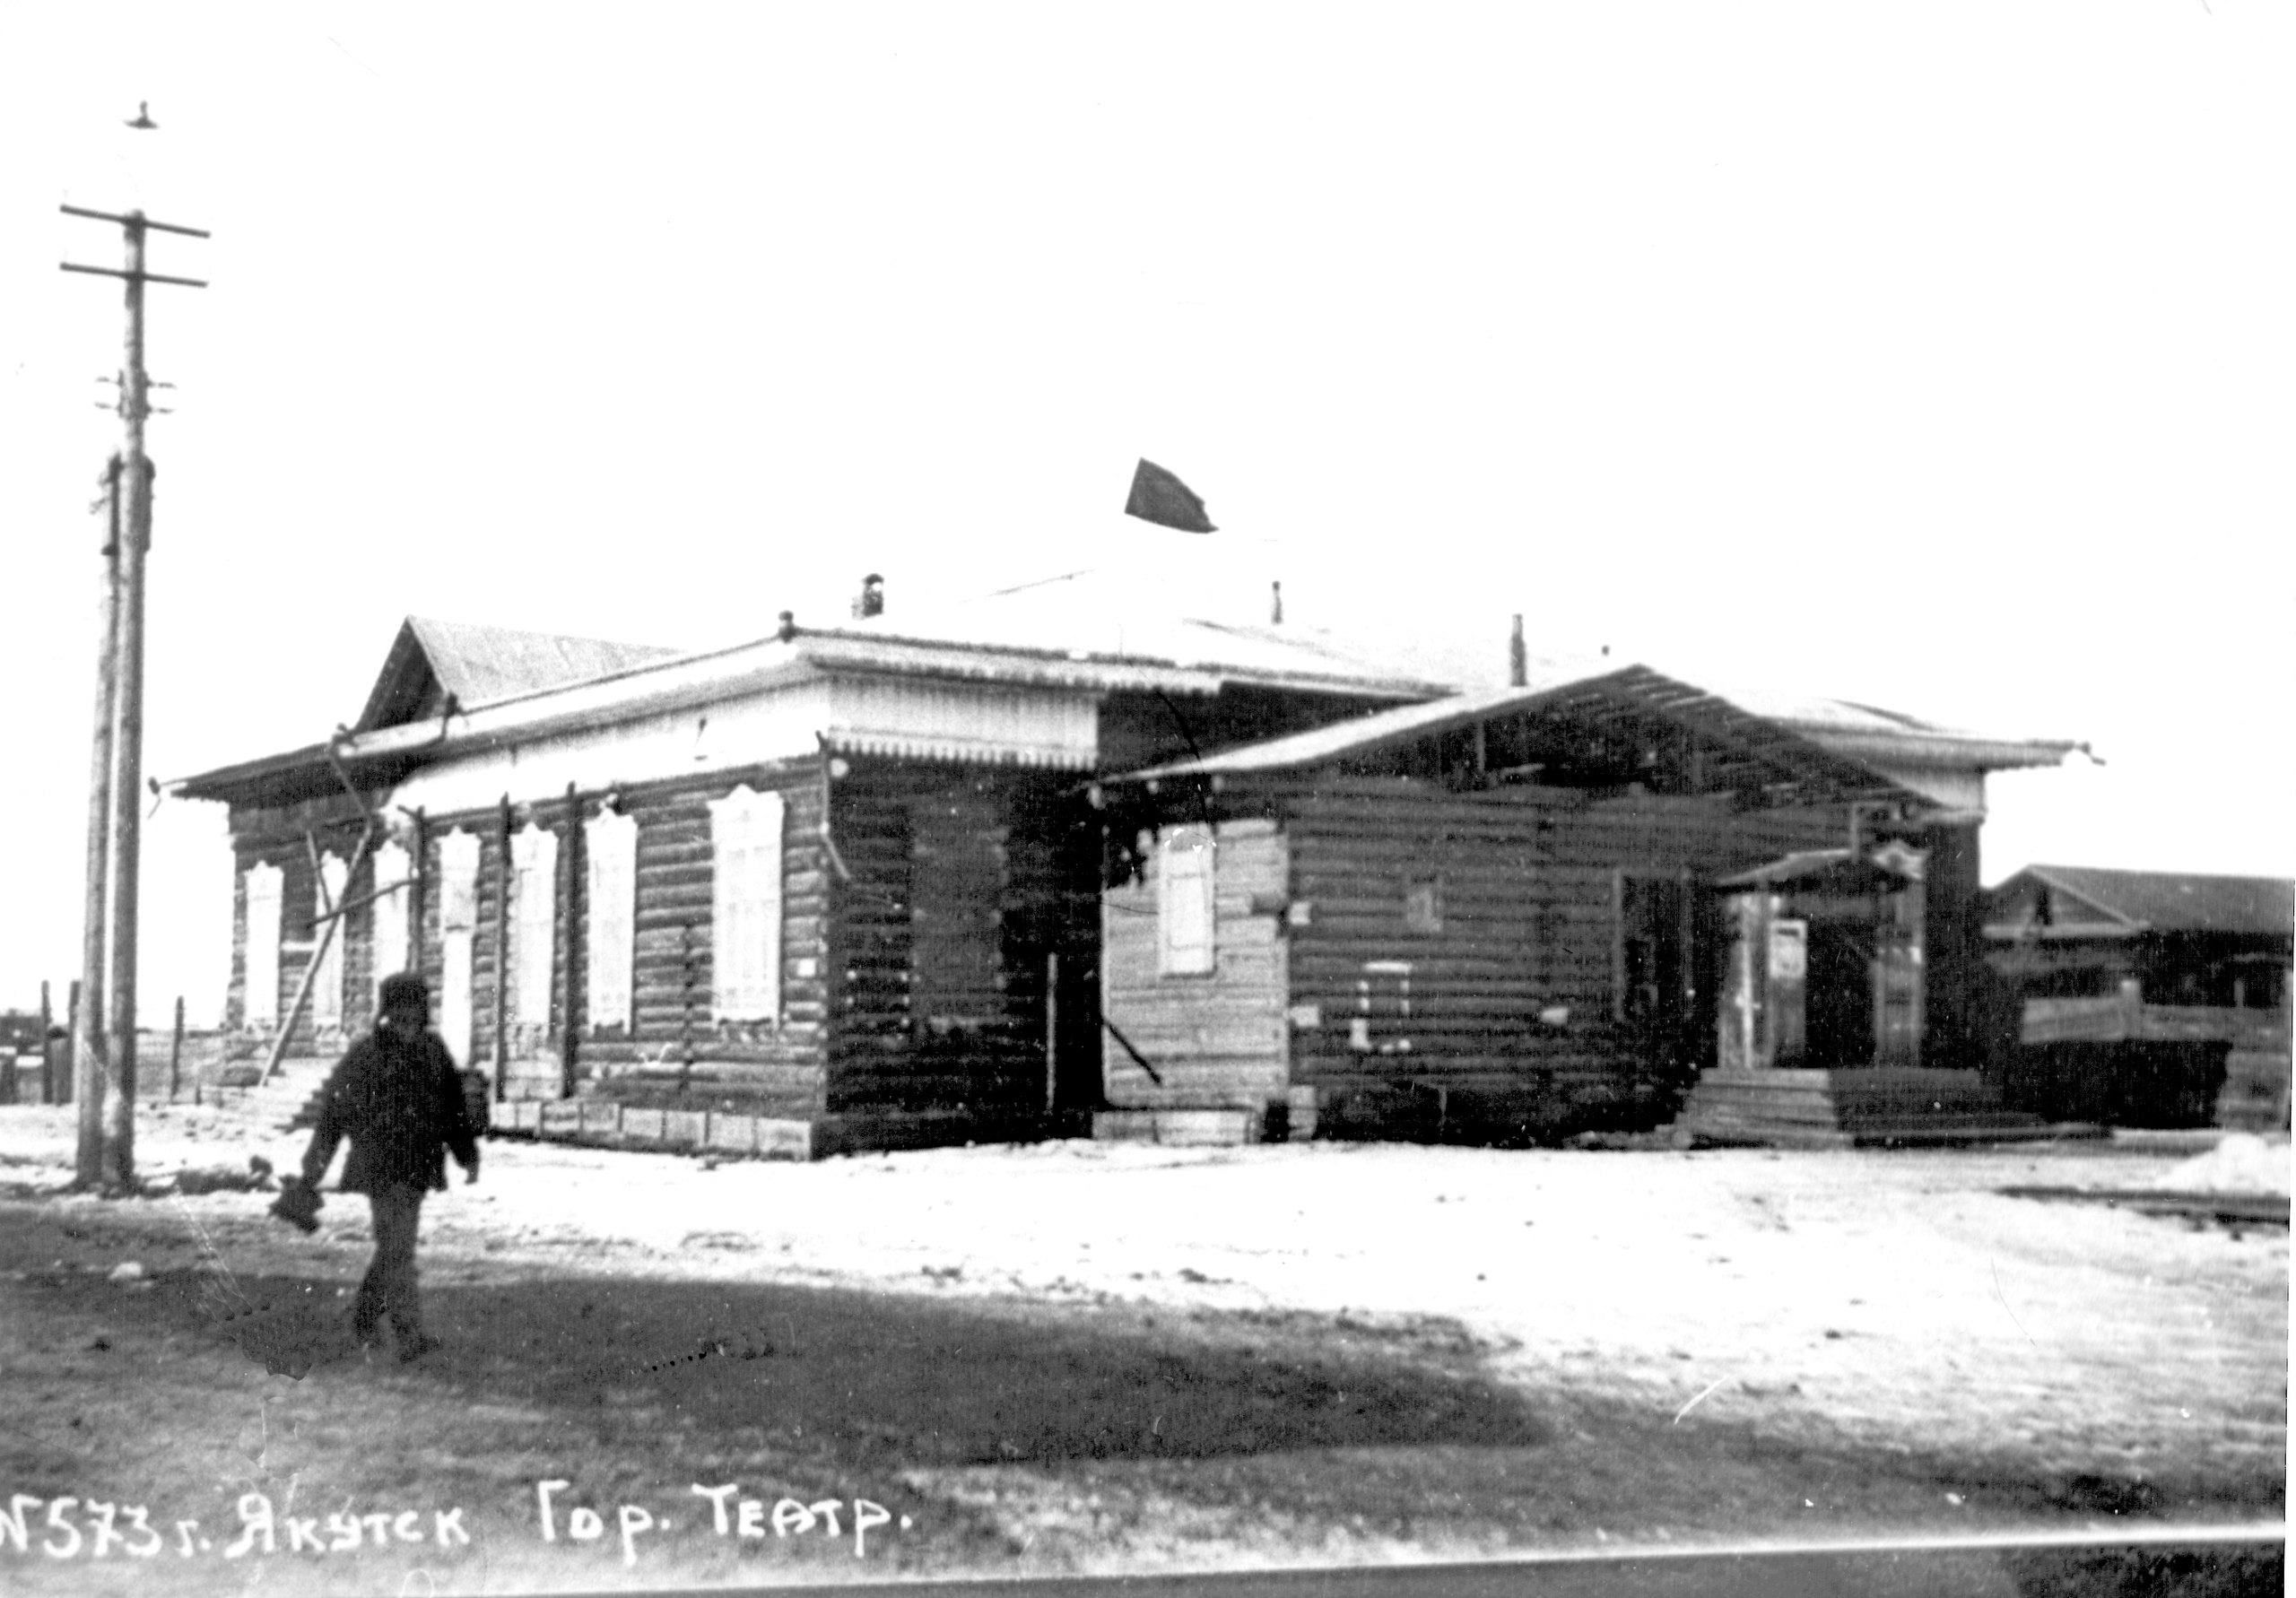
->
<box><xmin>173</xmin><ymin>602</ymin><xmax>2078</xmax><ymax>1154</ymax></box>
<box><xmin>1091</xmin><ymin>666</ymin><xmax>2076</xmax><ymax>1146</ymax></box>
<box><xmin>171</xmin><ymin>610</ymin><xmax>1439</xmax><ymax>1156</ymax></box>
<box><xmin>1985</xmin><ymin>865</ymin><xmax>2293</xmax><ymax>1131</ymax></box>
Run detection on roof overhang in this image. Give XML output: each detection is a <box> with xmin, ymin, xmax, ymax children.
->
<box><xmin>1784</xmin><ymin>726</ymin><xmax>2078</xmax><ymax>773</ymax></box>
<box><xmin>1104</xmin><ymin>664</ymin><xmax>1944</xmax><ymax>804</ymax></box>
<box><xmin>170</xmin><ymin>624</ymin><xmax>1439</xmax><ymax>806</ymax></box>
<box><xmin>1719</xmin><ymin>847</ymin><xmax>1923</xmax><ymax>891</ymax></box>
<box><xmin>1984</xmin><ymin>923</ymin><xmax>2143</xmax><ymax>942</ymax></box>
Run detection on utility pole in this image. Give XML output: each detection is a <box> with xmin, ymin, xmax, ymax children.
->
<box><xmin>61</xmin><ymin>197</ymin><xmax>207</xmax><ymax>1190</ymax></box>
<box><xmin>71</xmin><ymin>456</ymin><xmax>121</xmax><ymax>1172</ymax></box>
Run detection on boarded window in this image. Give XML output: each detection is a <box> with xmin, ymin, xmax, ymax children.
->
<box><xmin>1158</xmin><ymin>827</ymin><xmax>1216</xmax><ymax>977</ymax></box>
<box><xmin>1613</xmin><ymin>870</ymin><xmax>1690</xmax><ymax>1027</ymax></box>
<box><xmin>312</xmin><ymin>853</ymin><xmax>349</xmax><ymax>1029</ymax></box>
<box><xmin>709</xmin><ymin>785</ymin><xmax>786</xmax><ymax>1022</ymax></box>
<box><xmin>510</xmin><ymin>823</ymin><xmax>559</xmax><ymax>1034</ymax></box>
<box><xmin>437</xmin><ymin>829</ymin><xmax>482</xmax><ymax>1066</ymax></box>
<box><xmin>242</xmin><ymin>861</ymin><xmax>283</xmax><ymax>1029</ymax></box>
<box><xmin>584</xmin><ymin>807</ymin><xmax>638</xmax><ymax>1034</ymax></box>
<box><xmin>370</xmin><ymin>839</ymin><xmax>412</xmax><ymax>1002</ymax></box>
<box><xmin>1405</xmin><ymin>874</ymin><xmax>1444</xmax><ymax>934</ymax></box>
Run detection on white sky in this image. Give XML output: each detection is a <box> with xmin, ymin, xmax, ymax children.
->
<box><xmin>1</xmin><ymin>4</ymin><xmax>2289</xmax><ymax>1025</ymax></box>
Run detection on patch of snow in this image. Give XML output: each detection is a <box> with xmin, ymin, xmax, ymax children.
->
<box><xmin>2155</xmin><ymin>1133</ymin><xmax>2291</xmax><ymax>1196</ymax></box>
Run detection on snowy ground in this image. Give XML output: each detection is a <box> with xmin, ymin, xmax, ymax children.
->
<box><xmin>0</xmin><ymin>1104</ymin><xmax>2283</xmax><ymax>1588</ymax></box>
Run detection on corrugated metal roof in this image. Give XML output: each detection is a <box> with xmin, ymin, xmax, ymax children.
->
<box><xmin>2000</xmin><ymin>866</ymin><xmax>2295</xmax><ymax>939</ymax></box>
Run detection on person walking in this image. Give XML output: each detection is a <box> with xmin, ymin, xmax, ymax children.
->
<box><xmin>293</xmin><ymin>971</ymin><xmax>479</xmax><ymax>1362</ymax></box>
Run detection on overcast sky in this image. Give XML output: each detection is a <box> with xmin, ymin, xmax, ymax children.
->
<box><xmin>1</xmin><ymin>4</ymin><xmax>2288</xmax><ymax>1024</ymax></box>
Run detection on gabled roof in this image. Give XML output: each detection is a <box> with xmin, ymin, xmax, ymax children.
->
<box><xmin>356</xmin><ymin>617</ymin><xmax>683</xmax><ymax>733</ymax></box>
<box><xmin>1989</xmin><ymin>865</ymin><xmax>2295</xmax><ymax>940</ymax></box>
<box><xmin>1100</xmin><ymin>662</ymin><xmax>2056</xmax><ymax>803</ymax></box>
<box><xmin>173</xmin><ymin>580</ymin><xmax>2077</xmax><ymax>808</ymax></box>
<box><xmin>170</xmin><ymin>611</ymin><xmax>1443</xmax><ymax>805</ymax></box>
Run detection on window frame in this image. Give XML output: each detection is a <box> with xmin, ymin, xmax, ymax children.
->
<box><xmin>1157</xmin><ymin>825</ymin><xmax>1218</xmax><ymax>978</ymax></box>
<box><xmin>242</xmin><ymin>861</ymin><xmax>283</xmax><ymax>1029</ymax></box>
<box><xmin>709</xmin><ymin>784</ymin><xmax>787</xmax><ymax>1024</ymax></box>
<box><xmin>584</xmin><ymin>806</ymin><xmax>639</xmax><ymax>1036</ymax></box>
<box><xmin>509</xmin><ymin>822</ymin><xmax>559</xmax><ymax>1034</ymax></box>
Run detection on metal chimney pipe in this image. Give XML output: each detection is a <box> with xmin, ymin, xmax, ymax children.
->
<box><xmin>1270</xmin><ymin>580</ymin><xmax>1283</xmax><ymax>625</ymax></box>
<box><xmin>1508</xmin><ymin>614</ymin><xmax>1526</xmax><ymax>687</ymax></box>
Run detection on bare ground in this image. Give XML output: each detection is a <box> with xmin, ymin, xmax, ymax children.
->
<box><xmin>0</xmin><ymin>1102</ymin><xmax>2283</xmax><ymax>1594</ymax></box>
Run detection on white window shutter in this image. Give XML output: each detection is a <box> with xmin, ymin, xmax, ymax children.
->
<box><xmin>510</xmin><ymin>823</ymin><xmax>558</xmax><ymax>1031</ymax></box>
<box><xmin>313</xmin><ymin>853</ymin><xmax>349</xmax><ymax>1029</ymax></box>
<box><xmin>709</xmin><ymin>785</ymin><xmax>785</xmax><ymax>1022</ymax></box>
<box><xmin>584</xmin><ymin>807</ymin><xmax>638</xmax><ymax>1035</ymax></box>
<box><xmin>370</xmin><ymin>840</ymin><xmax>412</xmax><ymax>1003</ymax></box>
<box><xmin>242</xmin><ymin>862</ymin><xmax>283</xmax><ymax>1028</ymax></box>
<box><xmin>437</xmin><ymin>830</ymin><xmax>482</xmax><ymax>1064</ymax></box>
<box><xmin>439</xmin><ymin>829</ymin><xmax>481</xmax><ymax>933</ymax></box>
<box><xmin>1158</xmin><ymin>827</ymin><xmax>1217</xmax><ymax>977</ymax></box>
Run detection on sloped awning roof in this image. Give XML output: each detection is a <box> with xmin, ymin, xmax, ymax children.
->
<box><xmin>1717</xmin><ymin>847</ymin><xmax>1923</xmax><ymax>891</ymax></box>
<box><xmin>1101</xmin><ymin>663</ymin><xmax>2066</xmax><ymax>800</ymax></box>
<box><xmin>1991</xmin><ymin>865</ymin><xmax>2295</xmax><ymax>940</ymax></box>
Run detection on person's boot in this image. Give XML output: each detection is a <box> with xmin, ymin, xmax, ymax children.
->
<box><xmin>395</xmin><ymin>1322</ymin><xmax>441</xmax><ymax>1363</ymax></box>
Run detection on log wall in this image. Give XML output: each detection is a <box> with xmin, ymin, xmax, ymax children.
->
<box><xmin>1100</xmin><ymin>777</ymin><xmax>1857</xmax><ymax>1140</ymax></box>
<box><xmin>1100</xmin><ymin>819</ymin><xmax>1291</xmax><ymax>1111</ymax></box>
<box><xmin>222</xmin><ymin>793</ymin><xmax>372</xmax><ymax>1062</ymax></box>
<box><xmin>564</xmin><ymin>758</ymin><xmax>831</xmax><ymax>1115</ymax></box>
<box><xmin>823</xmin><ymin>760</ymin><xmax>1098</xmax><ymax>1121</ymax></box>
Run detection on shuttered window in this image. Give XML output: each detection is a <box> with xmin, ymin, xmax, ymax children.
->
<box><xmin>709</xmin><ymin>785</ymin><xmax>786</xmax><ymax>1022</ymax></box>
<box><xmin>370</xmin><ymin>839</ymin><xmax>412</xmax><ymax>1002</ymax></box>
<box><xmin>1158</xmin><ymin>826</ymin><xmax>1216</xmax><ymax>977</ymax></box>
<box><xmin>242</xmin><ymin>862</ymin><xmax>283</xmax><ymax>1028</ymax></box>
<box><xmin>510</xmin><ymin>823</ymin><xmax>559</xmax><ymax>1033</ymax></box>
<box><xmin>313</xmin><ymin>852</ymin><xmax>349</xmax><ymax>1029</ymax></box>
<box><xmin>584</xmin><ymin>807</ymin><xmax>638</xmax><ymax>1034</ymax></box>
<box><xmin>438</xmin><ymin>829</ymin><xmax>482</xmax><ymax>1066</ymax></box>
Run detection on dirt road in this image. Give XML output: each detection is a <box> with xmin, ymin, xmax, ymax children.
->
<box><xmin>0</xmin><ymin>1104</ymin><xmax>2282</xmax><ymax>1591</ymax></box>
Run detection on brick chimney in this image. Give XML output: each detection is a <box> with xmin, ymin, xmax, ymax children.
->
<box><xmin>1508</xmin><ymin>614</ymin><xmax>1526</xmax><ymax>687</ymax></box>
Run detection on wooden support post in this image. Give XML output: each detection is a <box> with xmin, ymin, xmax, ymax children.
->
<box><xmin>408</xmin><ymin>809</ymin><xmax>428</xmax><ymax>955</ymax></box>
<box><xmin>679</xmin><ymin>920</ymin><xmax>700</xmax><ymax>1093</ymax></box>
<box><xmin>493</xmin><ymin>795</ymin><xmax>512</xmax><ymax>1099</ymax></box>
<box><xmin>561</xmin><ymin>782</ymin><xmax>580</xmax><ymax>1099</ymax></box>
<box><xmin>169</xmin><ymin>994</ymin><xmax>185</xmax><ymax>1101</ymax></box>
<box><xmin>260</xmin><ymin>828</ymin><xmax>376</xmax><ymax>1080</ymax></box>
<box><xmin>74</xmin><ymin>459</ymin><xmax>118</xmax><ymax>1162</ymax></box>
<box><xmin>33</xmin><ymin>981</ymin><xmax>54</xmax><ymax>1105</ymax></box>
<box><xmin>61</xmin><ymin>981</ymin><xmax>81</xmax><ymax>1107</ymax></box>
<box><xmin>1045</xmin><ymin>950</ymin><xmax>1059</xmax><ymax>1114</ymax></box>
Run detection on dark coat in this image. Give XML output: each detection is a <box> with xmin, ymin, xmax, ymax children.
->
<box><xmin>301</xmin><ymin>1023</ymin><xmax>479</xmax><ymax>1194</ymax></box>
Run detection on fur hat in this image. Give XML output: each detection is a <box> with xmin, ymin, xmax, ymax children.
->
<box><xmin>378</xmin><ymin>972</ymin><xmax>429</xmax><ymax>1016</ymax></box>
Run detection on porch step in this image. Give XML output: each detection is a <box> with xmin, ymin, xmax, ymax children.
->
<box><xmin>1671</xmin><ymin>1068</ymin><xmax>2073</xmax><ymax>1149</ymax></box>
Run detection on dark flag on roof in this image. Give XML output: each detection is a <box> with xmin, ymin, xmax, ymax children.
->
<box><xmin>1124</xmin><ymin>458</ymin><xmax>1216</xmax><ymax>533</ymax></box>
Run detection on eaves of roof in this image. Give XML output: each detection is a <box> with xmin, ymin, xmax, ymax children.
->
<box><xmin>1785</xmin><ymin>725</ymin><xmax>2079</xmax><ymax>773</ymax></box>
<box><xmin>2009</xmin><ymin>864</ymin><xmax>2296</xmax><ymax>940</ymax></box>
<box><xmin>1103</xmin><ymin>664</ymin><xmax>1932</xmax><ymax>800</ymax></box>
<box><xmin>170</xmin><ymin>625</ymin><xmax>1441</xmax><ymax>803</ymax></box>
